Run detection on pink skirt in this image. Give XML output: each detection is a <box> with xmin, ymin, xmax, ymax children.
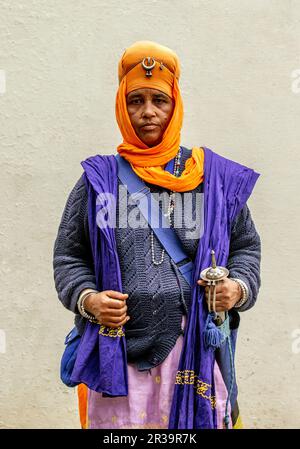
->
<box><xmin>86</xmin><ymin>316</ymin><xmax>231</xmax><ymax>429</ymax></box>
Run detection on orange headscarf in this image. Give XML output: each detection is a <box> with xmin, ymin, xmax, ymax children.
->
<box><xmin>115</xmin><ymin>41</ymin><xmax>204</xmax><ymax>192</ymax></box>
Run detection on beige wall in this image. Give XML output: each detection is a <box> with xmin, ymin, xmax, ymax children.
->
<box><xmin>0</xmin><ymin>0</ymin><xmax>299</xmax><ymax>428</ymax></box>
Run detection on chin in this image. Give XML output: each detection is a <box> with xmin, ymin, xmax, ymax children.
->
<box><xmin>145</xmin><ymin>140</ymin><xmax>158</xmax><ymax>147</ymax></box>
<box><xmin>145</xmin><ymin>141</ymin><xmax>161</xmax><ymax>148</ymax></box>
<box><xmin>140</xmin><ymin>135</ymin><xmax>162</xmax><ymax>147</ymax></box>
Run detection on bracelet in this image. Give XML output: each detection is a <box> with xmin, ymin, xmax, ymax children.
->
<box><xmin>77</xmin><ymin>289</ymin><xmax>99</xmax><ymax>324</ymax></box>
<box><xmin>78</xmin><ymin>288</ymin><xmax>99</xmax><ymax>302</ymax></box>
<box><xmin>230</xmin><ymin>278</ymin><xmax>249</xmax><ymax>309</ymax></box>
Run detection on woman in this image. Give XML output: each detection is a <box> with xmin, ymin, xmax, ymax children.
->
<box><xmin>53</xmin><ymin>41</ymin><xmax>261</xmax><ymax>429</ymax></box>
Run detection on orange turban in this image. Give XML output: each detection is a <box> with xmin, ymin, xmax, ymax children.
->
<box><xmin>115</xmin><ymin>40</ymin><xmax>204</xmax><ymax>192</ymax></box>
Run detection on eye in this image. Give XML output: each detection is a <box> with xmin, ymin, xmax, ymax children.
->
<box><xmin>130</xmin><ymin>98</ymin><xmax>142</xmax><ymax>104</ymax></box>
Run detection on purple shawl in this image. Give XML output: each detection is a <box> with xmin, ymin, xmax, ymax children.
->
<box><xmin>70</xmin><ymin>147</ymin><xmax>260</xmax><ymax>427</ymax></box>
<box><xmin>70</xmin><ymin>155</ymin><xmax>128</xmax><ymax>395</ymax></box>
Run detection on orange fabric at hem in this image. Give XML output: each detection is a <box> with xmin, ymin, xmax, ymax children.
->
<box><xmin>77</xmin><ymin>383</ymin><xmax>88</xmax><ymax>429</ymax></box>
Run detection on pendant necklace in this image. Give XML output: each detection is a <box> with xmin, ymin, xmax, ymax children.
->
<box><xmin>151</xmin><ymin>147</ymin><xmax>182</xmax><ymax>265</ymax></box>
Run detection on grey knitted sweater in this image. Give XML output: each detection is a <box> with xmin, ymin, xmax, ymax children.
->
<box><xmin>53</xmin><ymin>147</ymin><xmax>261</xmax><ymax>370</ymax></box>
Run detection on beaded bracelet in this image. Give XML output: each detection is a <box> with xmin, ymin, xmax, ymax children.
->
<box><xmin>230</xmin><ymin>278</ymin><xmax>249</xmax><ymax>309</ymax></box>
<box><xmin>77</xmin><ymin>289</ymin><xmax>99</xmax><ymax>324</ymax></box>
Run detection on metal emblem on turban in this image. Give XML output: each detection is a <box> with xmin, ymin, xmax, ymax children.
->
<box><xmin>141</xmin><ymin>57</ymin><xmax>156</xmax><ymax>77</ymax></box>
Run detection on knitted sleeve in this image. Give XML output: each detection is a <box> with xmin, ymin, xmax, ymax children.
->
<box><xmin>53</xmin><ymin>174</ymin><xmax>97</xmax><ymax>314</ymax></box>
<box><xmin>227</xmin><ymin>204</ymin><xmax>262</xmax><ymax>312</ymax></box>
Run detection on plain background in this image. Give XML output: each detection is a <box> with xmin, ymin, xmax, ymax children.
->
<box><xmin>0</xmin><ymin>0</ymin><xmax>299</xmax><ymax>428</ymax></box>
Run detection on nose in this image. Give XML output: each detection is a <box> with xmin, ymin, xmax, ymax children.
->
<box><xmin>141</xmin><ymin>100</ymin><xmax>156</xmax><ymax>118</ymax></box>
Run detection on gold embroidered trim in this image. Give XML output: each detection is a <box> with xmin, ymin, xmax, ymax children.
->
<box><xmin>175</xmin><ymin>370</ymin><xmax>216</xmax><ymax>409</ymax></box>
<box><xmin>98</xmin><ymin>326</ymin><xmax>125</xmax><ymax>338</ymax></box>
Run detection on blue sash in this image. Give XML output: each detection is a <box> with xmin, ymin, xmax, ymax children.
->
<box><xmin>115</xmin><ymin>148</ymin><xmax>194</xmax><ymax>287</ymax></box>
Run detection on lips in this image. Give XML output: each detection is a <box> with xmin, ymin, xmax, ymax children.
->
<box><xmin>141</xmin><ymin>124</ymin><xmax>159</xmax><ymax>131</ymax></box>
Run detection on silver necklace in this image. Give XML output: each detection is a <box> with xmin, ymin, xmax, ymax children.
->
<box><xmin>151</xmin><ymin>147</ymin><xmax>182</xmax><ymax>265</ymax></box>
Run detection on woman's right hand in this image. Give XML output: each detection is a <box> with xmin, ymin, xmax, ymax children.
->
<box><xmin>83</xmin><ymin>290</ymin><xmax>130</xmax><ymax>329</ymax></box>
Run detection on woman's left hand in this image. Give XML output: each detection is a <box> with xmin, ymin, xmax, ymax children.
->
<box><xmin>197</xmin><ymin>278</ymin><xmax>242</xmax><ymax>312</ymax></box>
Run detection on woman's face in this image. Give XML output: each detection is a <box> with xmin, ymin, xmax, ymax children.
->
<box><xmin>126</xmin><ymin>88</ymin><xmax>174</xmax><ymax>147</ymax></box>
